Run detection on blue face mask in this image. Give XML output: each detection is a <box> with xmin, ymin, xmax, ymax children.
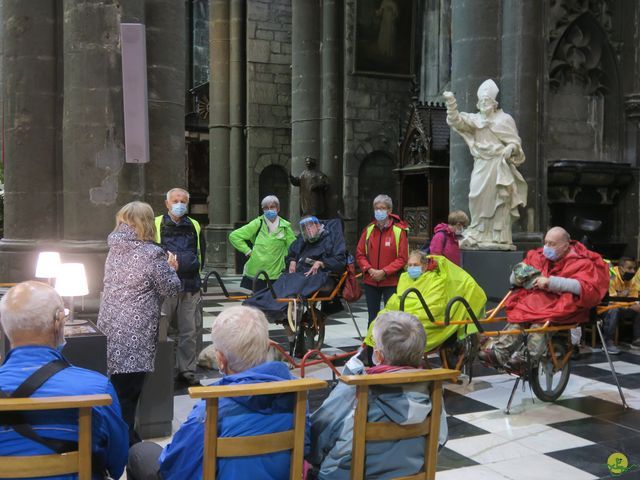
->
<box><xmin>407</xmin><ymin>266</ymin><xmax>423</xmax><ymax>279</ymax></box>
<box><xmin>374</xmin><ymin>209</ymin><xmax>388</xmax><ymax>222</ymax></box>
<box><xmin>543</xmin><ymin>245</ymin><xmax>559</xmax><ymax>262</ymax></box>
<box><xmin>264</xmin><ymin>209</ymin><xmax>278</xmax><ymax>221</ymax></box>
<box><xmin>171</xmin><ymin>202</ymin><xmax>187</xmax><ymax>217</ymax></box>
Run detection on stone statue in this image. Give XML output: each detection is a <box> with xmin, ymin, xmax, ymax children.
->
<box><xmin>443</xmin><ymin>79</ymin><xmax>528</xmax><ymax>250</ymax></box>
<box><xmin>289</xmin><ymin>156</ymin><xmax>329</xmax><ymax>217</ymax></box>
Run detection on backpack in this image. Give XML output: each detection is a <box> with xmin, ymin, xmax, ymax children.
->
<box><xmin>422</xmin><ymin>230</ymin><xmax>448</xmax><ymax>255</ymax></box>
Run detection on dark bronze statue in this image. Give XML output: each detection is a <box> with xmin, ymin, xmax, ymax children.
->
<box><xmin>289</xmin><ymin>157</ymin><xmax>329</xmax><ymax>217</ymax></box>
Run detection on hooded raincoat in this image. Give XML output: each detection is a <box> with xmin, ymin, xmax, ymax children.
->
<box><xmin>364</xmin><ymin>256</ymin><xmax>487</xmax><ymax>352</ymax></box>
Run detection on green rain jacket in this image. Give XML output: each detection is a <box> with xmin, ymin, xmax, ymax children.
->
<box><xmin>229</xmin><ymin>216</ymin><xmax>296</xmax><ymax>282</ymax></box>
<box><xmin>365</xmin><ymin>255</ymin><xmax>487</xmax><ymax>352</ymax></box>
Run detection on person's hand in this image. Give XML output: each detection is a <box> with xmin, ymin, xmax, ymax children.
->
<box><xmin>305</xmin><ymin>260</ymin><xmax>324</xmax><ymax>276</ymax></box>
<box><xmin>630</xmin><ymin>303</ymin><xmax>640</xmax><ymax>313</ymax></box>
<box><xmin>289</xmin><ymin>261</ymin><xmax>297</xmax><ymax>273</ymax></box>
<box><xmin>443</xmin><ymin>91</ymin><xmax>455</xmax><ymax>102</ymax></box>
<box><xmin>532</xmin><ymin>276</ymin><xmax>550</xmax><ymax>290</ymax></box>
<box><xmin>167</xmin><ymin>252</ymin><xmax>178</xmax><ymax>271</ymax></box>
<box><xmin>619</xmin><ymin>289</ymin><xmax>630</xmax><ymax>297</ymax></box>
<box><xmin>503</xmin><ymin>143</ymin><xmax>517</xmax><ymax>161</ymax></box>
<box><xmin>369</xmin><ymin>268</ymin><xmax>386</xmax><ymax>282</ymax></box>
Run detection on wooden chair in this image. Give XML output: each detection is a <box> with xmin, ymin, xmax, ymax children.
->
<box><xmin>189</xmin><ymin>377</ymin><xmax>327</xmax><ymax>480</ymax></box>
<box><xmin>0</xmin><ymin>394</ymin><xmax>112</xmax><ymax>479</ymax></box>
<box><xmin>341</xmin><ymin>368</ymin><xmax>459</xmax><ymax>480</ymax></box>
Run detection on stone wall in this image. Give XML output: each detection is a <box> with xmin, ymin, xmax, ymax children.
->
<box><xmin>246</xmin><ymin>0</ymin><xmax>292</xmax><ymax>216</ymax></box>
<box><xmin>342</xmin><ymin>0</ymin><xmax>414</xmax><ymax>245</ymax></box>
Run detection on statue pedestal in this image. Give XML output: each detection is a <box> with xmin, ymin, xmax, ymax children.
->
<box><xmin>461</xmin><ymin>250</ymin><xmax>524</xmax><ymax>305</ymax></box>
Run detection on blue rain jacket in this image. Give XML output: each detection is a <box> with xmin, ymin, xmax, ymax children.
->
<box><xmin>159</xmin><ymin>361</ymin><xmax>310</xmax><ymax>480</ymax></box>
<box><xmin>0</xmin><ymin>346</ymin><xmax>128</xmax><ymax>479</ymax></box>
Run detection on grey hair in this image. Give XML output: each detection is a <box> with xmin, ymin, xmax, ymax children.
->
<box><xmin>0</xmin><ymin>281</ymin><xmax>64</xmax><ymax>343</ymax></box>
<box><xmin>261</xmin><ymin>195</ymin><xmax>280</xmax><ymax>209</ymax></box>
<box><xmin>372</xmin><ymin>311</ymin><xmax>426</xmax><ymax>367</ymax></box>
<box><xmin>210</xmin><ymin>306</ymin><xmax>270</xmax><ymax>373</ymax></box>
<box><xmin>373</xmin><ymin>194</ymin><xmax>393</xmax><ymax>210</ymax></box>
<box><xmin>166</xmin><ymin>188</ymin><xmax>190</xmax><ymax>201</ymax></box>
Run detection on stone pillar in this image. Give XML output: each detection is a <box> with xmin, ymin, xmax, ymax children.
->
<box><xmin>321</xmin><ymin>0</ymin><xmax>342</xmax><ymax>218</ymax></box>
<box><xmin>229</xmin><ymin>0</ymin><xmax>245</xmax><ymax>224</ymax></box>
<box><xmin>144</xmin><ymin>0</ymin><xmax>186</xmax><ymax>212</ymax></box>
<box><xmin>449</xmin><ymin>0</ymin><xmax>501</xmax><ymax>213</ymax></box>
<box><xmin>206</xmin><ymin>0</ymin><xmax>233</xmax><ymax>271</ymax></box>
<box><xmin>291</xmin><ymin>0</ymin><xmax>321</xmax><ymax>221</ymax></box>
<box><xmin>501</xmin><ymin>0</ymin><xmax>543</xmax><ymax>234</ymax></box>
<box><xmin>2</xmin><ymin>0</ymin><xmax>58</xmax><ymax>242</ymax></box>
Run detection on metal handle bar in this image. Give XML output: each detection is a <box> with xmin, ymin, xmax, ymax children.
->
<box><xmin>202</xmin><ymin>270</ymin><xmax>229</xmax><ymax>296</ymax></box>
<box><xmin>399</xmin><ymin>288</ymin><xmax>436</xmax><ymax>323</ymax></box>
<box><xmin>252</xmin><ymin>270</ymin><xmax>276</xmax><ymax>299</ymax></box>
<box><xmin>444</xmin><ymin>296</ymin><xmax>484</xmax><ymax>333</ymax></box>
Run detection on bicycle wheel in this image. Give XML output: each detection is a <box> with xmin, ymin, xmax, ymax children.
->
<box><xmin>530</xmin><ymin>339</ymin><xmax>571</xmax><ymax>402</ymax></box>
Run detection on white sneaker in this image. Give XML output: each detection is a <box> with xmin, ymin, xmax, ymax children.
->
<box><xmin>605</xmin><ymin>342</ymin><xmax>621</xmax><ymax>355</ymax></box>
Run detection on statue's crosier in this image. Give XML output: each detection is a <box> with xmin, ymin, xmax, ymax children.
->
<box><xmin>443</xmin><ymin>80</ymin><xmax>528</xmax><ymax>250</ymax></box>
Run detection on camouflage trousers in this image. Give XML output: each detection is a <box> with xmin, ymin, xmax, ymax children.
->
<box><xmin>486</xmin><ymin>323</ymin><xmax>548</xmax><ymax>366</ymax></box>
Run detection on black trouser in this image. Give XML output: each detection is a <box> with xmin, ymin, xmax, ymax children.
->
<box><xmin>364</xmin><ymin>284</ymin><xmax>396</xmax><ymax>364</ymax></box>
<box><xmin>110</xmin><ymin>371</ymin><xmax>147</xmax><ymax>446</ymax></box>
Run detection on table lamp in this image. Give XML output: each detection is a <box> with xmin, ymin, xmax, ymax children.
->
<box><xmin>35</xmin><ymin>251</ymin><xmax>61</xmax><ymax>285</ymax></box>
<box><xmin>55</xmin><ymin>263</ymin><xmax>89</xmax><ymax>326</ymax></box>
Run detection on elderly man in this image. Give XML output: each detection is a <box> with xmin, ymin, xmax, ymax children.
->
<box><xmin>479</xmin><ymin>227</ymin><xmax>609</xmax><ymax>368</ymax></box>
<box><xmin>0</xmin><ymin>281</ymin><xmax>128</xmax><ymax>479</ymax></box>
<box><xmin>308</xmin><ymin>311</ymin><xmax>447</xmax><ymax>479</ymax></box>
<box><xmin>155</xmin><ymin>187</ymin><xmax>206</xmax><ymax>386</ymax></box>
<box><xmin>127</xmin><ymin>306</ymin><xmax>306</xmax><ymax>480</ymax></box>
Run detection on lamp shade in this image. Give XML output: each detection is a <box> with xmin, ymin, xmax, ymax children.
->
<box><xmin>55</xmin><ymin>263</ymin><xmax>89</xmax><ymax>297</ymax></box>
<box><xmin>35</xmin><ymin>252</ymin><xmax>61</xmax><ymax>279</ymax></box>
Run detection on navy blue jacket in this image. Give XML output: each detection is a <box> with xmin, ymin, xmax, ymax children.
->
<box><xmin>157</xmin><ymin>214</ymin><xmax>206</xmax><ymax>292</ymax></box>
<box><xmin>0</xmin><ymin>346</ymin><xmax>128</xmax><ymax>479</ymax></box>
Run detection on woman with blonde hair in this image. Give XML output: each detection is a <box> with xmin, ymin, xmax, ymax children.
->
<box><xmin>98</xmin><ymin>201</ymin><xmax>181</xmax><ymax>445</ymax></box>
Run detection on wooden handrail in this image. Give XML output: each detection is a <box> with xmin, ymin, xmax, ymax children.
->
<box><xmin>0</xmin><ymin>394</ymin><xmax>112</xmax><ymax>411</ymax></box>
<box><xmin>189</xmin><ymin>378</ymin><xmax>327</xmax><ymax>398</ymax></box>
<box><xmin>341</xmin><ymin>368</ymin><xmax>459</xmax><ymax>386</ymax></box>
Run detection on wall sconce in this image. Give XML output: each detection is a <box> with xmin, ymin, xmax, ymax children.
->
<box><xmin>55</xmin><ymin>263</ymin><xmax>89</xmax><ymax>325</ymax></box>
<box><xmin>35</xmin><ymin>252</ymin><xmax>61</xmax><ymax>285</ymax></box>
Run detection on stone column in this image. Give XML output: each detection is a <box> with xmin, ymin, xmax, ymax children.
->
<box><xmin>501</xmin><ymin>0</ymin><xmax>543</xmax><ymax>234</ymax></box>
<box><xmin>206</xmin><ymin>0</ymin><xmax>233</xmax><ymax>270</ymax></box>
<box><xmin>2</xmin><ymin>0</ymin><xmax>58</xmax><ymax>242</ymax></box>
<box><xmin>229</xmin><ymin>0</ymin><xmax>245</xmax><ymax>224</ymax></box>
<box><xmin>449</xmin><ymin>0</ymin><xmax>501</xmax><ymax>213</ymax></box>
<box><xmin>321</xmin><ymin>0</ymin><xmax>342</xmax><ymax>218</ymax></box>
<box><xmin>144</xmin><ymin>0</ymin><xmax>186</xmax><ymax>212</ymax></box>
<box><xmin>291</xmin><ymin>0</ymin><xmax>321</xmax><ymax>221</ymax></box>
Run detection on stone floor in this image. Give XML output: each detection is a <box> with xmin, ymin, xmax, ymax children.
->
<box><xmin>156</xmin><ymin>275</ymin><xmax>640</xmax><ymax>479</ymax></box>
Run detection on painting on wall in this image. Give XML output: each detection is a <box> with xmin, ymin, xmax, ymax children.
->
<box><xmin>354</xmin><ymin>0</ymin><xmax>416</xmax><ymax>77</ymax></box>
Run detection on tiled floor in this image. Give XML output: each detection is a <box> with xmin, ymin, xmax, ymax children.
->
<box><xmin>162</xmin><ymin>274</ymin><xmax>640</xmax><ymax>479</ymax></box>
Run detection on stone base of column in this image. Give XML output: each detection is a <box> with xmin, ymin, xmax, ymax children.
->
<box><xmin>204</xmin><ymin>225</ymin><xmax>236</xmax><ymax>274</ymax></box>
<box><xmin>0</xmin><ymin>239</ymin><xmax>109</xmax><ymax>314</ymax></box>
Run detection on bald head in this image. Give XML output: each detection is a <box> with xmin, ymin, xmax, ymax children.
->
<box><xmin>0</xmin><ymin>281</ymin><xmax>65</xmax><ymax>347</ymax></box>
<box><xmin>544</xmin><ymin>226</ymin><xmax>571</xmax><ymax>261</ymax></box>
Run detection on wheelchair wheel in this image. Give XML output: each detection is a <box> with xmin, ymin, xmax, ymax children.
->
<box><xmin>303</xmin><ymin>308</ymin><xmax>326</xmax><ymax>351</ymax></box>
<box><xmin>530</xmin><ymin>339</ymin><xmax>571</xmax><ymax>402</ymax></box>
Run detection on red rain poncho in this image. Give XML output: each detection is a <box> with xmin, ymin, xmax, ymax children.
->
<box><xmin>505</xmin><ymin>241</ymin><xmax>609</xmax><ymax>324</ymax></box>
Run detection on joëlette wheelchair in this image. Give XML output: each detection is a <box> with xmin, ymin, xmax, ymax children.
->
<box><xmin>201</xmin><ymin>268</ymin><xmax>363</xmax><ymax>377</ymax></box>
<box><xmin>399</xmin><ymin>288</ymin><xmax>630</xmax><ymax>414</ymax></box>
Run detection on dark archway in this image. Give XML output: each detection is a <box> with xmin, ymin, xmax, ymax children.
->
<box><xmin>259</xmin><ymin>164</ymin><xmax>290</xmax><ymax>219</ymax></box>
<box><xmin>357</xmin><ymin>151</ymin><xmax>395</xmax><ymax>234</ymax></box>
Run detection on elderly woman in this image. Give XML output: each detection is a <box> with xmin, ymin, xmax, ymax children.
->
<box><xmin>229</xmin><ymin>195</ymin><xmax>296</xmax><ymax>291</ymax></box>
<box><xmin>308</xmin><ymin>311</ymin><xmax>448</xmax><ymax>479</ymax></box>
<box><xmin>365</xmin><ymin>250</ymin><xmax>486</xmax><ymax>353</ymax></box>
<box><xmin>97</xmin><ymin>201</ymin><xmax>181</xmax><ymax>445</ymax></box>
<box><xmin>126</xmin><ymin>306</ymin><xmax>305</xmax><ymax>480</ymax></box>
<box><xmin>356</xmin><ymin>194</ymin><xmax>408</xmax><ymax>363</ymax></box>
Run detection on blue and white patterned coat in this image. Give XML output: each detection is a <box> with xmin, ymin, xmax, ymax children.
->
<box><xmin>98</xmin><ymin>223</ymin><xmax>181</xmax><ymax>374</ymax></box>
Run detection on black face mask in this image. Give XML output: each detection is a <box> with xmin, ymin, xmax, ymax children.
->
<box><xmin>622</xmin><ymin>271</ymin><xmax>635</xmax><ymax>282</ymax></box>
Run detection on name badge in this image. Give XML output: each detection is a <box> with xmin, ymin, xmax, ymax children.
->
<box><xmin>385</xmin><ymin>239</ymin><xmax>391</xmax><ymax>247</ymax></box>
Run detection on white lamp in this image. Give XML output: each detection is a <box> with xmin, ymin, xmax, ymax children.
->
<box><xmin>55</xmin><ymin>263</ymin><xmax>89</xmax><ymax>325</ymax></box>
<box><xmin>35</xmin><ymin>252</ymin><xmax>61</xmax><ymax>285</ymax></box>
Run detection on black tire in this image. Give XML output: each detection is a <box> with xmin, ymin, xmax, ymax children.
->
<box><xmin>441</xmin><ymin>333</ymin><xmax>479</xmax><ymax>377</ymax></box>
<box><xmin>530</xmin><ymin>339</ymin><xmax>571</xmax><ymax>402</ymax></box>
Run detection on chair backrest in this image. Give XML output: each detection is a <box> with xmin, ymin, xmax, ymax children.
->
<box><xmin>0</xmin><ymin>394</ymin><xmax>112</xmax><ymax>479</ymax></box>
<box><xmin>189</xmin><ymin>377</ymin><xmax>327</xmax><ymax>480</ymax></box>
<box><xmin>340</xmin><ymin>368</ymin><xmax>459</xmax><ymax>480</ymax></box>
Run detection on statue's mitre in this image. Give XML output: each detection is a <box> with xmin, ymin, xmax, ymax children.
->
<box><xmin>477</xmin><ymin>79</ymin><xmax>499</xmax><ymax>100</ymax></box>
